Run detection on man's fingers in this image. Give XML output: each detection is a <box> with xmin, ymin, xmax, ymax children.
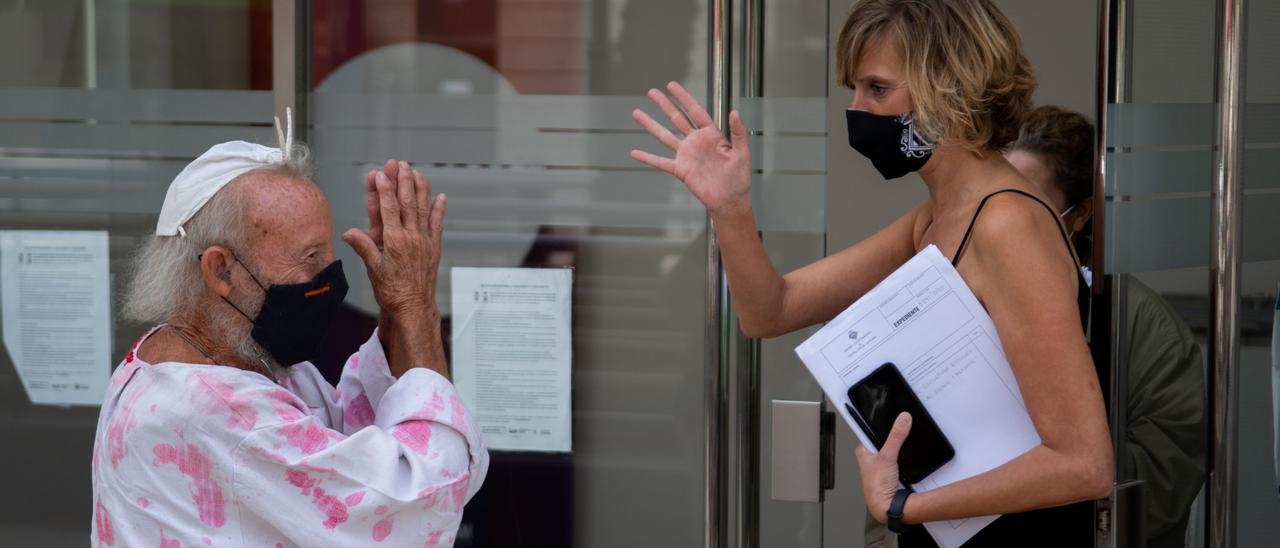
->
<box><xmin>395</xmin><ymin>160</ymin><xmax>418</xmax><ymax>232</ymax></box>
<box><xmin>429</xmin><ymin>194</ymin><xmax>447</xmax><ymax>250</ymax></box>
<box><xmin>413</xmin><ymin>169</ymin><xmax>432</xmax><ymax>237</ymax></box>
<box><xmin>647</xmin><ymin>88</ymin><xmax>696</xmax><ymax>135</ymax></box>
<box><xmin>667</xmin><ymin>81</ymin><xmax>715</xmax><ymax>129</ymax></box>
<box><xmin>366</xmin><ymin>170</ymin><xmax>384</xmax><ymax>245</ymax></box>
<box><xmin>342</xmin><ymin>229</ymin><xmax>380</xmax><ymax>269</ymax></box>
<box><xmin>879</xmin><ymin>412</ymin><xmax>913</xmax><ymax>462</ymax></box>
<box><xmin>632</xmin><ymin>108</ymin><xmax>682</xmax><ymax>151</ymax></box>
<box><xmin>382</xmin><ymin>159</ymin><xmax>399</xmax><ymax>181</ymax></box>
<box><xmin>630</xmin><ymin>149</ymin><xmax>678</xmax><ymax>176</ymax></box>
<box><xmin>374</xmin><ymin>170</ymin><xmax>403</xmax><ymax>232</ymax></box>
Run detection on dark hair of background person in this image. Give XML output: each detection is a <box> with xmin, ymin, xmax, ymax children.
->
<box><xmin>1007</xmin><ymin>105</ymin><xmax>1095</xmax><ymax>260</ymax></box>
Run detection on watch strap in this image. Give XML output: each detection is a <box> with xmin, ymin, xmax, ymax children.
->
<box><xmin>887</xmin><ymin>487</ymin><xmax>912</xmax><ymax>534</ymax></box>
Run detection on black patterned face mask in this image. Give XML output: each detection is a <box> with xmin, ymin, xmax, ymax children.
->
<box><xmin>845</xmin><ymin>109</ymin><xmax>936</xmax><ymax>179</ymax></box>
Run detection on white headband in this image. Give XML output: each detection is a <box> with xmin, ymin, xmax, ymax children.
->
<box><xmin>155</xmin><ymin>108</ymin><xmax>297</xmax><ymax>237</ymax></box>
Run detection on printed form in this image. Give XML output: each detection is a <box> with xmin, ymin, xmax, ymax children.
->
<box><xmin>1</xmin><ymin>230</ymin><xmax>112</xmax><ymax>406</ymax></box>
<box><xmin>794</xmin><ymin>245</ymin><xmax>1040</xmax><ymax>548</ymax></box>
<box><xmin>451</xmin><ymin>267</ymin><xmax>573</xmax><ymax>453</ymax></box>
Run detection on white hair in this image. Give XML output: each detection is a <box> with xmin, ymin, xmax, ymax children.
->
<box><xmin>122</xmin><ymin>146</ymin><xmax>312</xmax><ymax>324</ymax></box>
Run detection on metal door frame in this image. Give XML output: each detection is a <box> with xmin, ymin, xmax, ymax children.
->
<box><xmin>1095</xmin><ymin>0</ymin><xmax>1249</xmax><ymax>546</ymax></box>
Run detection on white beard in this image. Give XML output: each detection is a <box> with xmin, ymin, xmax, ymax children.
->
<box><xmin>205</xmin><ymin>301</ymin><xmax>283</xmax><ymax>379</ymax></box>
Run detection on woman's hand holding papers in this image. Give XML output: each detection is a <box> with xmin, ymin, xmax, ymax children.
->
<box><xmin>856</xmin><ymin>411</ymin><xmax>914</xmax><ymax>524</ymax></box>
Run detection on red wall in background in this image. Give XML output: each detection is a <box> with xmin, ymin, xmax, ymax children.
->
<box><xmin>311</xmin><ymin>0</ymin><xmax>497</xmax><ymax>88</ymax></box>
<box><xmin>311</xmin><ymin>0</ymin><xmax>582</xmax><ymax>94</ymax></box>
<box><xmin>249</xmin><ymin>0</ymin><xmax>273</xmax><ymax>90</ymax></box>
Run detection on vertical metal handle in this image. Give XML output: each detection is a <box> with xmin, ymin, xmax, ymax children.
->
<box><xmin>735</xmin><ymin>2</ymin><xmax>765</xmax><ymax>547</ymax></box>
<box><xmin>272</xmin><ymin>0</ymin><xmax>309</xmax><ymax>143</ymax></box>
<box><xmin>1209</xmin><ymin>0</ymin><xmax>1247</xmax><ymax>546</ymax></box>
<box><xmin>705</xmin><ymin>0</ymin><xmax>732</xmax><ymax>547</ymax></box>
<box><xmin>1093</xmin><ymin>5</ymin><xmax>1117</xmax><ymax>546</ymax></box>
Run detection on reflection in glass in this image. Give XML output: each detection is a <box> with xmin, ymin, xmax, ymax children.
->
<box><xmin>309</xmin><ymin>1</ymin><xmax>708</xmax><ymax>546</ymax></box>
<box><xmin>0</xmin><ymin>1</ymin><xmax>272</xmax><ymax>545</ymax></box>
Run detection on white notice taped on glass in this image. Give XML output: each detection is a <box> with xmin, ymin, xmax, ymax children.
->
<box><xmin>794</xmin><ymin>245</ymin><xmax>1040</xmax><ymax>548</ymax></box>
<box><xmin>1</xmin><ymin>230</ymin><xmax>112</xmax><ymax>406</ymax></box>
<box><xmin>451</xmin><ymin>267</ymin><xmax>572</xmax><ymax>453</ymax></box>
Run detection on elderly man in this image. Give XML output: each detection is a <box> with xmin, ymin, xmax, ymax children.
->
<box><xmin>90</xmin><ymin>133</ymin><xmax>487</xmax><ymax>546</ymax></box>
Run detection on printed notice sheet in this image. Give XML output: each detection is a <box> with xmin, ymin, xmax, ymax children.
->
<box><xmin>794</xmin><ymin>245</ymin><xmax>1040</xmax><ymax>548</ymax></box>
<box><xmin>1</xmin><ymin>230</ymin><xmax>112</xmax><ymax>406</ymax></box>
<box><xmin>451</xmin><ymin>267</ymin><xmax>572</xmax><ymax>453</ymax></box>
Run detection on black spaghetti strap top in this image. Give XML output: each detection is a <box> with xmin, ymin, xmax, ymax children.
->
<box><xmin>951</xmin><ymin>188</ymin><xmax>1090</xmax><ymax>329</ymax></box>
<box><xmin>898</xmin><ymin>189</ymin><xmax>1098</xmax><ymax>548</ymax></box>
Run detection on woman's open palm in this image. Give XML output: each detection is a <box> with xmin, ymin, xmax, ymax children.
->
<box><xmin>630</xmin><ymin>81</ymin><xmax>752</xmax><ymax>216</ymax></box>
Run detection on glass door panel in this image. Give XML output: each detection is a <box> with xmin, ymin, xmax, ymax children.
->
<box><xmin>1107</xmin><ymin>1</ymin><xmax>1216</xmax><ymax>545</ymax></box>
<box><xmin>738</xmin><ymin>0</ymin><xmax>829</xmax><ymax>546</ymax></box>
<box><xmin>1235</xmin><ymin>0</ymin><xmax>1280</xmax><ymax>545</ymax></box>
<box><xmin>0</xmin><ymin>1</ymin><xmax>273</xmax><ymax>544</ymax></box>
<box><xmin>308</xmin><ymin>1</ymin><xmax>710</xmax><ymax>546</ymax></box>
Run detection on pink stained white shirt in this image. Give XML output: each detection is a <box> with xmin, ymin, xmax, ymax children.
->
<box><xmin>89</xmin><ymin>326</ymin><xmax>488</xmax><ymax>547</ymax></box>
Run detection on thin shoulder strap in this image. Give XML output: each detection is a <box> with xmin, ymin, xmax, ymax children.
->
<box><xmin>951</xmin><ymin>188</ymin><xmax>1077</xmax><ymax>268</ymax></box>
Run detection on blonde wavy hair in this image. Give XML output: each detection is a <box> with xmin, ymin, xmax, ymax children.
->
<box><xmin>836</xmin><ymin>0</ymin><xmax>1036</xmax><ymax>152</ymax></box>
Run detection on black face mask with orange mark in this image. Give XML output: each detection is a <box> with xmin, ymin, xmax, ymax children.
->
<box><xmin>223</xmin><ymin>254</ymin><xmax>349</xmax><ymax>367</ymax></box>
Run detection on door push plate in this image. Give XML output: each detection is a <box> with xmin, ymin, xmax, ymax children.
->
<box><xmin>771</xmin><ymin>400</ymin><xmax>821</xmax><ymax>502</ymax></box>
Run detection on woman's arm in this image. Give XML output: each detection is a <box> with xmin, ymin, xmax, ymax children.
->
<box><xmin>858</xmin><ymin>194</ymin><xmax>1113</xmax><ymax>523</ymax></box>
<box><xmin>632</xmin><ymin>82</ymin><xmax>919</xmax><ymax>338</ymax></box>
<box><xmin>714</xmin><ymin>201</ymin><xmax>920</xmax><ymax>337</ymax></box>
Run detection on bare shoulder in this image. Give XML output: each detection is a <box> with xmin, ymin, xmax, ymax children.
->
<box><xmin>970</xmin><ymin>192</ymin><xmax>1064</xmax><ymax>243</ymax></box>
<box><xmin>964</xmin><ymin>192</ymin><xmax>1078</xmax><ymax>293</ymax></box>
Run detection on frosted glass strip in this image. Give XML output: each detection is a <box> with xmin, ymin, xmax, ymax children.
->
<box><xmin>1112</xmin><ymin>148</ymin><xmax>1280</xmax><ymax>195</ymax></box>
<box><xmin>737</xmin><ymin>97</ymin><xmax>827</xmax><ymax>134</ymax></box>
<box><xmin>308</xmin><ymin>127</ymin><xmax>822</xmax><ymax>170</ymax></box>
<box><xmin>1112</xmin><ymin>149</ymin><xmax>1211</xmax><ymax>195</ymax></box>
<box><xmin>314</xmin><ymin>94</ymin><xmax>828</xmax><ymax>134</ymax></box>
<box><xmin>312</xmin><ymin>162</ymin><xmax>704</xmax><ymax>232</ymax></box>
<box><xmin>0</xmin><ymin>88</ymin><xmax>271</xmax><ymax>123</ymax></box>
<box><xmin>315</xmin><ymin>93</ymin><xmax>645</xmax><ymax>130</ymax></box>
<box><xmin>1110</xmin><ymin>103</ymin><xmax>1280</xmax><ymax>147</ymax></box>
<box><xmin>1109</xmin><ymin>103</ymin><xmax>1214</xmax><ymax>147</ymax></box>
<box><xmin>757</xmin><ymin>173</ymin><xmax>824</xmax><ymax>232</ymax></box>
<box><xmin>1108</xmin><ymin>194</ymin><xmax>1280</xmax><ymax>273</ymax></box>
<box><xmin>0</xmin><ymin>122</ymin><xmax>276</xmax><ymax>157</ymax></box>
<box><xmin>758</xmin><ymin>134</ymin><xmax>825</xmax><ymax>172</ymax></box>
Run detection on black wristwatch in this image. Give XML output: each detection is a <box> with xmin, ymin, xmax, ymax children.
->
<box><xmin>887</xmin><ymin>488</ymin><xmax>912</xmax><ymax>534</ymax></box>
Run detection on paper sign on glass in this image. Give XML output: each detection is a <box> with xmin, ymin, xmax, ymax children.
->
<box><xmin>451</xmin><ymin>267</ymin><xmax>573</xmax><ymax>453</ymax></box>
<box><xmin>794</xmin><ymin>245</ymin><xmax>1041</xmax><ymax>548</ymax></box>
<box><xmin>1</xmin><ymin>230</ymin><xmax>112</xmax><ymax>406</ymax></box>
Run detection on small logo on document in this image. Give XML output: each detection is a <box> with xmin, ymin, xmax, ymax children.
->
<box><xmin>847</xmin><ymin>330</ymin><xmax>859</xmax><ymax>340</ymax></box>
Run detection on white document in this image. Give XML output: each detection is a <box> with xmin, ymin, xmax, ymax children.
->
<box><xmin>1</xmin><ymin>230</ymin><xmax>112</xmax><ymax>406</ymax></box>
<box><xmin>794</xmin><ymin>245</ymin><xmax>1040</xmax><ymax>548</ymax></box>
<box><xmin>451</xmin><ymin>267</ymin><xmax>573</xmax><ymax>453</ymax></box>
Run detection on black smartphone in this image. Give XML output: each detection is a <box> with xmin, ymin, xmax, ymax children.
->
<box><xmin>845</xmin><ymin>363</ymin><xmax>955</xmax><ymax>484</ymax></box>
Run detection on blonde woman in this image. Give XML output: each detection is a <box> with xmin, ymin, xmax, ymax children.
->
<box><xmin>630</xmin><ymin>0</ymin><xmax>1112</xmax><ymax>545</ymax></box>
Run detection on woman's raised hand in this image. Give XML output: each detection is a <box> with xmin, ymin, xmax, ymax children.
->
<box><xmin>630</xmin><ymin>81</ymin><xmax>752</xmax><ymax>217</ymax></box>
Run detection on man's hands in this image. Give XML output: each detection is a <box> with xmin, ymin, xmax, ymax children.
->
<box><xmin>856</xmin><ymin>412</ymin><xmax>913</xmax><ymax>524</ymax></box>
<box><xmin>342</xmin><ymin>160</ymin><xmax>448</xmax><ymax>378</ymax></box>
